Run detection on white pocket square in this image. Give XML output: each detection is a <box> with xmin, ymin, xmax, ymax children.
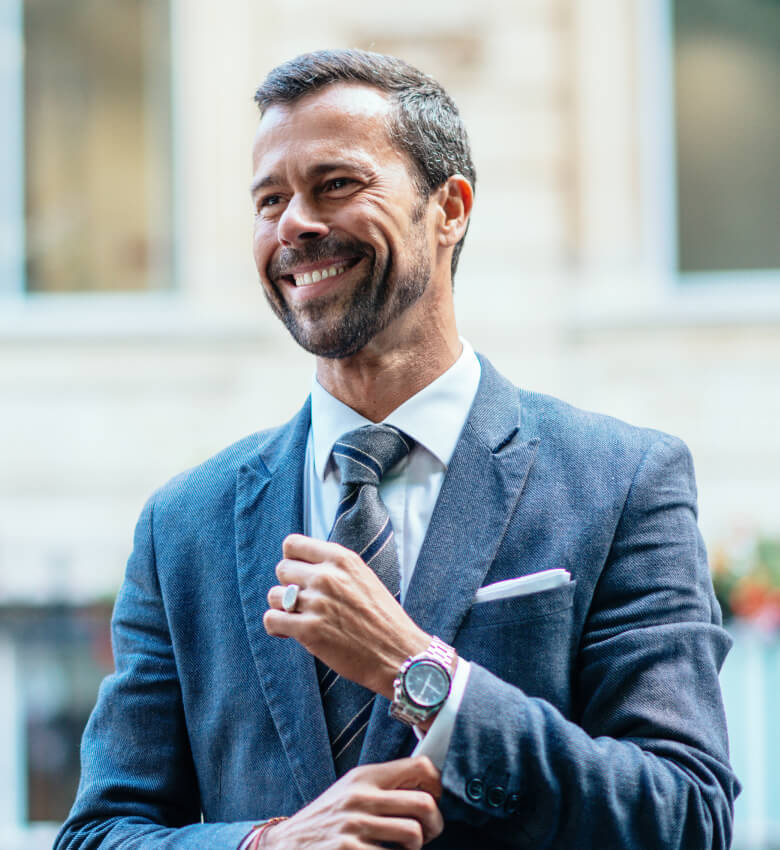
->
<box><xmin>474</xmin><ymin>569</ymin><xmax>571</xmax><ymax>604</ymax></box>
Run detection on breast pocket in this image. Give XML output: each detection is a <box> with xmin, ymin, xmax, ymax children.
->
<box><xmin>455</xmin><ymin>580</ymin><xmax>577</xmax><ymax>714</ymax></box>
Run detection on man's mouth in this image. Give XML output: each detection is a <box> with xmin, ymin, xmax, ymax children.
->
<box><xmin>278</xmin><ymin>256</ymin><xmax>363</xmax><ymax>287</ymax></box>
<box><xmin>294</xmin><ymin>262</ymin><xmax>347</xmax><ymax>287</ymax></box>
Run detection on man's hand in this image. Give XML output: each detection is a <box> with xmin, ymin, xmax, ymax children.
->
<box><xmin>264</xmin><ymin>534</ymin><xmax>430</xmax><ymax>699</ymax></box>
<box><xmin>261</xmin><ymin>757</ymin><xmax>444</xmax><ymax>850</ymax></box>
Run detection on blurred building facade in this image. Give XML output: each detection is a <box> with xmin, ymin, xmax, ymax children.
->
<box><xmin>1</xmin><ymin>0</ymin><xmax>778</xmax><ymax>847</ymax></box>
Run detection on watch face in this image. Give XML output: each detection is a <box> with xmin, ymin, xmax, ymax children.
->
<box><xmin>404</xmin><ymin>659</ymin><xmax>450</xmax><ymax>708</ymax></box>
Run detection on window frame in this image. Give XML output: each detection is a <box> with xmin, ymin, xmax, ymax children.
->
<box><xmin>0</xmin><ymin>0</ymin><xmax>266</xmax><ymax>344</ymax></box>
<box><xmin>570</xmin><ymin>0</ymin><xmax>780</xmax><ymax>332</ymax></box>
<box><xmin>644</xmin><ymin>0</ymin><xmax>780</xmax><ymax>288</ymax></box>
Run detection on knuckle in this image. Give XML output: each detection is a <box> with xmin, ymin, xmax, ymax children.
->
<box><xmin>400</xmin><ymin>820</ymin><xmax>424</xmax><ymax>848</ymax></box>
<box><xmin>311</xmin><ymin>569</ymin><xmax>341</xmax><ymax>595</ymax></box>
<box><xmin>344</xmin><ymin>811</ymin><xmax>370</xmax><ymax>834</ymax></box>
<box><xmin>343</xmin><ymin>549</ymin><xmax>363</xmax><ymax>570</ymax></box>
<box><xmin>307</xmin><ymin>593</ymin><xmax>327</xmax><ymax>614</ymax></box>
<box><xmin>346</xmin><ymin>763</ymin><xmax>368</xmax><ymax>782</ymax></box>
<box><xmin>427</xmin><ymin>803</ymin><xmax>444</xmax><ymax>833</ymax></box>
<box><xmin>344</xmin><ymin>786</ymin><xmax>369</xmax><ymax>809</ymax></box>
<box><xmin>308</xmin><ymin>571</ymin><xmax>327</xmax><ymax>592</ymax></box>
<box><xmin>419</xmin><ymin>794</ymin><xmax>437</xmax><ymax>815</ymax></box>
<box><xmin>330</xmin><ymin>541</ymin><xmax>350</xmax><ymax>560</ymax></box>
<box><xmin>417</xmin><ymin>755</ymin><xmax>437</xmax><ymax>777</ymax></box>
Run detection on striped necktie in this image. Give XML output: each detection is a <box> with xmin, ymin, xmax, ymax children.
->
<box><xmin>318</xmin><ymin>423</ymin><xmax>412</xmax><ymax>775</ymax></box>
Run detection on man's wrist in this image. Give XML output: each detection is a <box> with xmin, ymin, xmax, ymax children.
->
<box><xmin>240</xmin><ymin>817</ymin><xmax>288</xmax><ymax>850</ymax></box>
<box><xmin>378</xmin><ymin>627</ymin><xmax>431</xmax><ymax>699</ymax></box>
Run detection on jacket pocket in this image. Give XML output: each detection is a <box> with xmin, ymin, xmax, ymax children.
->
<box><xmin>455</xmin><ymin>580</ymin><xmax>577</xmax><ymax>714</ymax></box>
<box><xmin>462</xmin><ymin>579</ymin><xmax>576</xmax><ymax>629</ymax></box>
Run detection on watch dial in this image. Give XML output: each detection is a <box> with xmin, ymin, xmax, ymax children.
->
<box><xmin>404</xmin><ymin>660</ymin><xmax>449</xmax><ymax>708</ymax></box>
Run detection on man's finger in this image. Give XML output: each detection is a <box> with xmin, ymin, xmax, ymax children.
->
<box><xmin>274</xmin><ymin>557</ymin><xmax>320</xmax><ymax>586</ymax></box>
<box><xmin>368</xmin><ymin>790</ymin><xmax>444</xmax><ymax>843</ymax></box>
<box><xmin>394</xmin><ymin>756</ymin><xmax>443</xmax><ymax>800</ymax></box>
<box><xmin>263</xmin><ymin>607</ymin><xmax>312</xmax><ymax>639</ymax></box>
<box><xmin>353</xmin><ymin>757</ymin><xmax>442</xmax><ymax>798</ymax></box>
<box><xmin>360</xmin><ymin>815</ymin><xmax>426</xmax><ymax>850</ymax></box>
<box><xmin>282</xmin><ymin>533</ymin><xmax>349</xmax><ymax>563</ymax></box>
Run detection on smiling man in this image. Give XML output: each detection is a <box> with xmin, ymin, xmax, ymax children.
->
<box><xmin>252</xmin><ymin>83</ymin><xmax>439</xmax><ymax>363</ymax></box>
<box><xmin>56</xmin><ymin>50</ymin><xmax>738</xmax><ymax>850</ymax></box>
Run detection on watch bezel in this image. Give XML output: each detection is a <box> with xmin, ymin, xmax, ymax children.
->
<box><xmin>389</xmin><ymin>636</ymin><xmax>455</xmax><ymax>726</ymax></box>
<box><xmin>402</xmin><ymin>658</ymin><xmax>451</xmax><ymax>710</ymax></box>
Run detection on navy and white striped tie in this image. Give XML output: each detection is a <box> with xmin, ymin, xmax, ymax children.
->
<box><xmin>318</xmin><ymin>423</ymin><xmax>412</xmax><ymax>775</ymax></box>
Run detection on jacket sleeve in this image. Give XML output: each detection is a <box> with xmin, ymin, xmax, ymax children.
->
<box><xmin>439</xmin><ymin>435</ymin><xmax>739</xmax><ymax>848</ymax></box>
<box><xmin>54</xmin><ymin>496</ymin><xmax>256</xmax><ymax>850</ymax></box>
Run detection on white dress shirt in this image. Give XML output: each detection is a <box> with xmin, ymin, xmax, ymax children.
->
<box><xmin>302</xmin><ymin>339</ymin><xmax>481</xmax><ymax>768</ymax></box>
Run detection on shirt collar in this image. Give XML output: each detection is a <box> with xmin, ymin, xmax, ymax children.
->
<box><xmin>310</xmin><ymin>339</ymin><xmax>482</xmax><ymax>481</ymax></box>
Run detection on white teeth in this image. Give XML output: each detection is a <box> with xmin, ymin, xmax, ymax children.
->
<box><xmin>293</xmin><ymin>263</ymin><xmax>347</xmax><ymax>286</ymax></box>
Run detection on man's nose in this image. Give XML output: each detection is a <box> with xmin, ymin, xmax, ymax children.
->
<box><xmin>277</xmin><ymin>196</ymin><xmax>329</xmax><ymax>246</ymax></box>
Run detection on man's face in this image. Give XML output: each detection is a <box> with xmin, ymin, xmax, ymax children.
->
<box><xmin>250</xmin><ymin>84</ymin><xmax>436</xmax><ymax>358</ymax></box>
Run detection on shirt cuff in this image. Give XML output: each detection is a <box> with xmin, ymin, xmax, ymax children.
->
<box><xmin>237</xmin><ymin>830</ymin><xmax>255</xmax><ymax>850</ymax></box>
<box><xmin>411</xmin><ymin>658</ymin><xmax>471</xmax><ymax>770</ymax></box>
<box><xmin>238</xmin><ymin>823</ymin><xmax>268</xmax><ymax>850</ymax></box>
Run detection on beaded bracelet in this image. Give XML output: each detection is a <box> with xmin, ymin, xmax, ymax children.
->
<box><xmin>248</xmin><ymin>817</ymin><xmax>288</xmax><ymax>850</ymax></box>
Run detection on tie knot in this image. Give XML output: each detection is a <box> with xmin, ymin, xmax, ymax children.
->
<box><xmin>331</xmin><ymin>424</ymin><xmax>413</xmax><ymax>486</ymax></box>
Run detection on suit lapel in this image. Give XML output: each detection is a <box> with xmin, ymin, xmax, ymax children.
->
<box><xmin>360</xmin><ymin>358</ymin><xmax>539</xmax><ymax>765</ymax></box>
<box><xmin>234</xmin><ymin>400</ymin><xmax>337</xmax><ymax>803</ymax></box>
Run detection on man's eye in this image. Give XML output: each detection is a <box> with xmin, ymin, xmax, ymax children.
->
<box><xmin>255</xmin><ymin>195</ymin><xmax>285</xmax><ymax>217</ymax></box>
<box><xmin>324</xmin><ymin>178</ymin><xmax>354</xmax><ymax>192</ymax></box>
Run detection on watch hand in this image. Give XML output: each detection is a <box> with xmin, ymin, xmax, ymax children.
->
<box><xmin>420</xmin><ymin>673</ymin><xmax>436</xmax><ymax>698</ymax></box>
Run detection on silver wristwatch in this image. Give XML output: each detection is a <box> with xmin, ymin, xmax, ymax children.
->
<box><xmin>389</xmin><ymin>636</ymin><xmax>456</xmax><ymax>726</ymax></box>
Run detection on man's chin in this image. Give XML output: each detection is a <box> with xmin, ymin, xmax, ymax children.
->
<box><xmin>284</xmin><ymin>321</ymin><xmax>371</xmax><ymax>359</ymax></box>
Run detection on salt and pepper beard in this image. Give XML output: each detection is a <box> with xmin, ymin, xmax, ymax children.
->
<box><xmin>262</xmin><ymin>202</ymin><xmax>432</xmax><ymax>359</ymax></box>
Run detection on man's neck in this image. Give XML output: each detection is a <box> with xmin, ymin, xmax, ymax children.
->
<box><xmin>315</xmin><ymin>328</ymin><xmax>462</xmax><ymax>422</ymax></box>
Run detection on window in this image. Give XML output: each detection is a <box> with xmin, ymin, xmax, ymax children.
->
<box><xmin>22</xmin><ymin>0</ymin><xmax>172</xmax><ymax>293</ymax></box>
<box><xmin>0</xmin><ymin>603</ymin><xmax>113</xmax><ymax>824</ymax></box>
<box><xmin>673</xmin><ymin>0</ymin><xmax>780</xmax><ymax>274</ymax></box>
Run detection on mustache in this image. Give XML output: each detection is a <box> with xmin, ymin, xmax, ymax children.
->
<box><xmin>268</xmin><ymin>235</ymin><xmax>371</xmax><ymax>279</ymax></box>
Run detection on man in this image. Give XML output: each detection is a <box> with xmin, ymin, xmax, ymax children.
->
<box><xmin>56</xmin><ymin>50</ymin><xmax>738</xmax><ymax>849</ymax></box>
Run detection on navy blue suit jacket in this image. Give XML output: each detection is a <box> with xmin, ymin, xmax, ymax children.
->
<box><xmin>56</xmin><ymin>357</ymin><xmax>738</xmax><ymax>848</ymax></box>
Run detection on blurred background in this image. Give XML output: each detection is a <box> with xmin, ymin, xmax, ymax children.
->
<box><xmin>1</xmin><ymin>0</ymin><xmax>778</xmax><ymax>847</ymax></box>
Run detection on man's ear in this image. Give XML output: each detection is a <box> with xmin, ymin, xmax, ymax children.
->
<box><xmin>435</xmin><ymin>175</ymin><xmax>474</xmax><ymax>248</ymax></box>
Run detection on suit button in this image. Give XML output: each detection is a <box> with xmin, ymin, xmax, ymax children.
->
<box><xmin>505</xmin><ymin>792</ymin><xmax>520</xmax><ymax>814</ymax></box>
<box><xmin>487</xmin><ymin>785</ymin><xmax>506</xmax><ymax>807</ymax></box>
<box><xmin>465</xmin><ymin>778</ymin><xmax>485</xmax><ymax>802</ymax></box>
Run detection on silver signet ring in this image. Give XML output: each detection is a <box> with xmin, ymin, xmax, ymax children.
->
<box><xmin>282</xmin><ymin>583</ymin><xmax>300</xmax><ymax>613</ymax></box>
